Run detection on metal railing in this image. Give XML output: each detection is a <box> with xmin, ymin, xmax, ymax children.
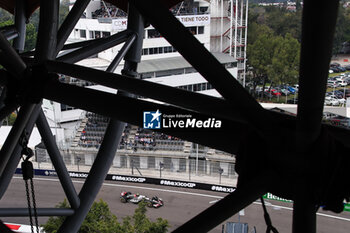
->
<box><xmin>33</xmin><ymin>148</ymin><xmax>237</xmax><ymax>185</ymax></box>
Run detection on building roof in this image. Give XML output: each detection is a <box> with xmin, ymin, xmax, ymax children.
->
<box><xmin>147</xmin><ymin>72</ymin><xmax>208</xmax><ymax>86</ymax></box>
<box><xmin>137</xmin><ymin>52</ymin><xmax>237</xmax><ymax>73</ymax></box>
<box><xmin>261</xmin><ymin>103</ymin><xmax>349</xmax><ymax>118</ymax></box>
<box><xmin>0</xmin><ymin>0</ymin><xmax>183</xmax><ymax>18</ymax></box>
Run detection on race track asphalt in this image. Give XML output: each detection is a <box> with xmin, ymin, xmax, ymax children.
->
<box><xmin>0</xmin><ymin>176</ymin><xmax>349</xmax><ymax>233</ymax></box>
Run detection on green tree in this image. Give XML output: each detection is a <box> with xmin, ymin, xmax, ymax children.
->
<box><xmin>265</xmin><ymin>7</ymin><xmax>301</xmax><ymax>40</ymax></box>
<box><xmin>132</xmin><ymin>201</ymin><xmax>169</xmax><ymax>233</ymax></box>
<box><xmin>59</xmin><ymin>0</ymin><xmax>70</xmax><ymax>27</ymax></box>
<box><xmin>24</xmin><ymin>23</ymin><xmax>37</xmax><ymax>51</ymax></box>
<box><xmin>247</xmin><ymin>30</ymin><xmax>276</xmax><ymax>96</ymax></box>
<box><xmin>247</xmin><ymin>23</ymin><xmax>272</xmax><ymax>45</ymax></box>
<box><xmin>42</xmin><ymin>199</ymin><xmax>169</xmax><ymax>233</ymax></box>
<box><xmin>0</xmin><ymin>9</ymin><xmax>13</xmax><ymax>21</ymax></box>
<box><xmin>80</xmin><ymin>200</ymin><xmax>122</xmax><ymax>233</ymax></box>
<box><xmin>42</xmin><ymin>199</ymin><xmax>121</xmax><ymax>233</ymax></box>
<box><xmin>0</xmin><ymin>20</ymin><xmax>37</xmax><ymax>52</ymax></box>
<box><xmin>41</xmin><ymin>199</ymin><xmax>70</xmax><ymax>233</ymax></box>
<box><xmin>333</xmin><ymin>5</ymin><xmax>346</xmax><ymax>55</ymax></box>
<box><xmin>268</xmin><ymin>33</ymin><xmax>300</xmax><ymax>86</ymax></box>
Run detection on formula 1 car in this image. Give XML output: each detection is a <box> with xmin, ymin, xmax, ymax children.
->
<box><xmin>120</xmin><ymin>191</ymin><xmax>146</xmax><ymax>204</ymax></box>
<box><xmin>145</xmin><ymin>196</ymin><xmax>164</xmax><ymax>208</ymax></box>
<box><xmin>120</xmin><ymin>192</ymin><xmax>164</xmax><ymax>208</ymax></box>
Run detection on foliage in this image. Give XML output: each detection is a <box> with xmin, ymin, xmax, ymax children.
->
<box><xmin>2</xmin><ymin>112</ymin><xmax>17</xmax><ymax>126</ymax></box>
<box><xmin>247</xmin><ymin>29</ymin><xmax>276</xmax><ymax>92</ymax></box>
<box><xmin>59</xmin><ymin>0</ymin><xmax>70</xmax><ymax>27</ymax></box>
<box><xmin>0</xmin><ymin>9</ymin><xmax>13</xmax><ymax>21</ymax></box>
<box><xmin>41</xmin><ymin>199</ymin><xmax>70</xmax><ymax>233</ymax></box>
<box><xmin>41</xmin><ymin>199</ymin><xmax>169</xmax><ymax>233</ymax></box>
<box><xmin>7</xmin><ymin>112</ymin><xmax>17</xmax><ymax>125</ymax></box>
<box><xmin>265</xmin><ymin>7</ymin><xmax>301</xmax><ymax>40</ymax></box>
<box><xmin>268</xmin><ymin>33</ymin><xmax>300</xmax><ymax>85</ymax></box>
<box><xmin>0</xmin><ymin>20</ymin><xmax>37</xmax><ymax>52</ymax></box>
<box><xmin>247</xmin><ymin>4</ymin><xmax>301</xmax><ymax>93</ymax></box>
<box><xmin>248</xmin><ymin>5</ymin><xmax>302</xmax><ymax>45</ymax></box>
<box><xmin>0</xmin><ymin>1</ymin><xmax>70</xmax><ymax>52</ymax></box>
<box><xmin>248</xmin><ymin>3</ymin><xmax>350</xmax><ymax>54</ymax></box>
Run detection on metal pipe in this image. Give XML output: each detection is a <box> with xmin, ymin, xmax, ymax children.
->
<box><xmin>0</xmin><ymin>103</ymin><xmax>36</xmax><ymax>176</ymax></box>
<box><xmin>296</xmin><ymin>0</ymin><xmax>339</xmax><ymax>148</ymax></box>
<box><xmin>46</xmin><ymin>61</ymin><xmax>247</xmax><ymax>124</ymax></box>
<box><xmin>234</xmin><ymin>0</ymin><xmax>238</xmax><ymax>59</ymax></box>
<box><xmin>220</xmin><ymin>0</ymin><xmax>223</xmax><ymax>52</ymax></box>
<box><xmin>173</xmin><ymin>176</ymin><xmax>268</xmax><ymax>233</ymax></box>
<box><xmin>56</xmin><ymin>0</ymin><xmax>91</xmax><ymax>56</ymax></box>
<box><xmin>294</xmin><ymin>0</ymin><xmax>340</xmax><ymax>232</ymax></box>
<box><xmin>13</xmin><ymin>0</ymin><xmax>26</xmax><ymax>52</ymax></box>
<box><xmin>21</xmin><ymin>38</ymin><xmax>104</xmax><ymax>58</ymax></box>
<box><xmin>35</xmin><ymin>0</ymin><xmax>59</xmax><ymax>62</ymax></box>
<box><xmin>36</xmin><ymin>110</ymin><xmax>80</xmax><ymax>209</ymax></box>
<box><xmin>0</xmin><ymin>208</ymin><xmax>74</xmax><ymax>217</ymax></box>
<box><xmin>0</xmin><ymin>104</ymin><xmax>41</xmax><ymax>199</ymax></box>
<box><xmin>0</xmin><ymin>25</ymin><xmax>19</xmax><ymax>41</ymax></box>
<box><xmin>57</xmin><ymin>30</ymin><xmax>133</xmax><ymax>63</ymax></box>
<box><xmin>292</xmin><ymin>190</ymin><xmax>317</xmax><ymax>233</ymax></box>
<box><xmin>106</xmin><ymin>33</ymin><xmax>137</xmax><ymax>72</ymax></box>
<box><xmin>0</xmin><ymin>33</ymin><xmax>26</xmax><ymax>76</ymax></box>
<box><xmin>243</xmin><ymin>0</ymin><xmax>249</xmax><ymax>87</ymax></box>
<box><xmin>230</xmin><ymin>0</ymin><xmax>233</xmax><ymax>57</ymax></box>
<box><xmin>61</xmin><ymin>38</ymin><xmax>103</xmax><ymax>51</ymax></box>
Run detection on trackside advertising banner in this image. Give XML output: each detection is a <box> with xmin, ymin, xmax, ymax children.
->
<box><xmin>14</xmin><ymin>168</ymin><xmax>350</xmax><ymax>212</ymax></box>
<box><xmin>15</xmin><ymin>168</ymin><xmax>235</xmax><ymax>193</ymax></box>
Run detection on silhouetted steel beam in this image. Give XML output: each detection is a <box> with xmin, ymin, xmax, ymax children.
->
<box><xmin>13</xmin><ymin>0</ymin><xmax>26</xmax><ymax>52</ymax></box>
<box><xmin>61</xmin><ymin>39</ymin><xmax>103</xmax><ymax>50</ymax></box>
<box><xmin>0</xmin><ymin>25</ymin><xmax>18</xmax><ymax>41</ymax></box>
<box><xmin>294</xmin><ymin>0</ymin><xmax>340</xmax><ymax>232</ymax></box>
<box><xmin>132</xmin><ymin>0</ymin><xmax>272</xmax><ymax>132</ymax></box>
<box><xmin>0</xmin><ymin>103</ymin><xmax>36</xmax><ymax>176</ymax></box>
<box><xmin>57</xmin><ymin>30</ymin><xmax>134</xmax><ymax>63</ymax></box>
<box><xmin>0</xmin><ymin>208</ymin><xmax>74</xmax><ymax>216</ymax></box>
<box><xmin>297</xmin><ymin>0</ymin><xmax>339</xmax><ymax>148</ymax></box>
<box><xmin>107</xmin><ymin>33</ymin><xmax>137</xmax><ymax>72</ymax></box>
<box><xmin>0</xmin><ymin>33</ymin><xmax>26</xmax><ymax>76</ymax></box>
<box><xmin>56</xmin><ymin>0</ymin><xmax>91</xmax><ymax>56</ymax></box>
<box><xmin>35</xmin><ymin>0</ymin><xmax>59</xmax><ymax>62</ymax></box>
<box><xmin>21</xmin><ymin>38</ymin><xmax>105</xmax><ymax>58</ymax></box>
<box><xmin>0</xmin><ymin>104</ymin><xmax>41</xmax><ymax>199</ymax></box>
<box><xmin>46</xmin><ymin>61</ymin><xmax>248</xmax><ymax>124</ymax></box>
<box><xmin>36</xmin><ymin>110</ymin><xmax>80</xmax><ymax>210</ymax></box>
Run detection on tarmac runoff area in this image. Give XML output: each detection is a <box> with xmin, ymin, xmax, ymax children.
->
<box><xmin>0</xmin><ymin>176</ymin><xmax>350</xmax><ymax>233</ymax></box>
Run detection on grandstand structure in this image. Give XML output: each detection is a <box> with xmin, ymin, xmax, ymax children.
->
<box><xmin>64</xmin><ymin>112</ymin><xmax>236</xmax><ymax>178</ymax></box>
<box><xmin>0</xmin><ymin>0</ymin><xmax>347</xmax><ymax>233</ymax></box>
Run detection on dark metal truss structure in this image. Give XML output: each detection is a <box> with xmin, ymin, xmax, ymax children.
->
<box><xmin>0</xmin><ymin>0</ymin><xmax>348</xmax><ymax>232</ymax></box>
